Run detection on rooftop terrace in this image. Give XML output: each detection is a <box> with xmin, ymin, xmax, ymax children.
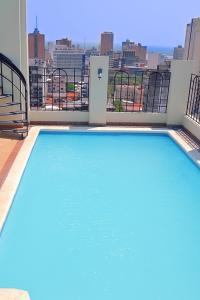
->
<box><xmin>0</xmin><ymin>1</ymin><xmax>200</xmax><ymax>299</ymax></box>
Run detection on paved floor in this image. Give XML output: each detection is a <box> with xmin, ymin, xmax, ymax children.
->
<box><xmin>0</xmin><ymin>136</ymin><xmax>23</xmax><ymax>188</ymax></box>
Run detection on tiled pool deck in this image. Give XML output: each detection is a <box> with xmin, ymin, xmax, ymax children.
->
<box><xmin>0</xmin><ymin>137</ymin><xmax>24</xmax><ymax>189</ymax></box>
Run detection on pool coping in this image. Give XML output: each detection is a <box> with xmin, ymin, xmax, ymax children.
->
<box><xmin>0</xmin><ymin>289</ymin><xmax>30</xmax><ymax>300</ymax></box>
<box><xmin>0</xmin><ymin>125</ymin><xmax>200</xmax><ymax>233</ymax></box>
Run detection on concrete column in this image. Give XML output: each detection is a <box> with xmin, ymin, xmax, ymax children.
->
<box><xmin>167</xmin><ymin>60</ymin><xmax>199</xmax><ymax>126</ymax></box>
<box><xmin>0</xmin><ymin>0</ymin><xmax>28</xmax><ymax>82</ymax></box>
<box><xmin>89</xmin><ymin>56</ymin><xmax>109</xmax><ymax>125</ymax></box>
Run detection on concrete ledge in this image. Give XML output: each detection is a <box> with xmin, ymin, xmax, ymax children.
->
<box><xmin>30</xmin><ymin>111</ymin><xmax>89</xmax><ymax>123</ymax></box>
<box><xmin>106</xmin><ymin>112</ymin><xmax>167</xmax><ymax>124</ymax></box>
<box><xmin>169</xmin><ymin>130</ymin><xmax>200</xmax><ymax>168</ymax></box>
<box><xmin>30</xmin><ymin>111</ymin><xmax>168</xmax><ymax>126</ymax></box>
<box><xmin>30</xmin><ymin>121</ymin><xmax>88</xmax><ymax>126</ymax></box>
<box><xmin>183</xmin><ymin>115</ymin><xmax>200</xmax><ymax>141</ymax></box>
<box><xmin>0</xmin><ymin>289</ymin><xmax>30</xmax><ymax>300</ymax></box>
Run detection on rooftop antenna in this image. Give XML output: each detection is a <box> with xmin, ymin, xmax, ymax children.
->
<box><xmin>34</xmin><ymin>16</ymin><xmax>39</xmax><ymax>33</ymax></box>
<box><xmin>83</xmin><ymin>37</ymin><xmax>86</xmax><ymax>51</ymax></box>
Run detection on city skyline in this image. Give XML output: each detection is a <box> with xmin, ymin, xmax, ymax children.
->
<box><xmin>27</xmin><ymin>0</ymin><xmax>200</xmax><ymax>47</ymax></box>
<box><xmin>28</xmin><ymin>23</ymin><xmax>174</xmax><ymax>55</ymax></box>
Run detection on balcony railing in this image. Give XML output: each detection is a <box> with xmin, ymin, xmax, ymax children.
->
<box><xmin>0</xmin><ymin>53</ymin><xmax>28</xmax><ymax>138</ymax></box>
<box><xmin>29</xmin><ymin>67</ymin><xmax>89</xmax><ymax>111</ymax></box>
<box><xmin>186</xmin><ymin>74</ymin><xmax>200</xmax><ymax>124</ymax></box>
<box><xmin>107</xmin><ymin>69</ymin><xmax>171</xmax><ymax>113</ymax></box>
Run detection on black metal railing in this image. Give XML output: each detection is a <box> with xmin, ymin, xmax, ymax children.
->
<box><xmin>186</xmin><ymin>74</ymin><xmax>200</xmax><ymax>124</ymax></box>
<box><xmin>107</xmin><ymin>69</ymin><xmax>171</xmax><ymax>113</ymax></box>
<box><xmin>29</xmin><ymin>67</ymin><xmax>89</xmax><ymax>111</ymax></box>
<box><xmin>0</xmin><ymin>53</ymin><xmax>28</xmax><ymax>136</ymax></box>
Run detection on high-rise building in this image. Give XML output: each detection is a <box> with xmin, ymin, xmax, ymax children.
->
<box><xmin>85</xmin><ymin>47</ymin><xmax>100</xmax><ymax>66</ymax></box>
<box><xmin>122</xmin><ymin>39</ymin><xmax>147</xmax><ymax>67</ymax></box>
<box><xmin>100</xmin><ymin>32</ymin><xmax>114</xmax><ymax>55</ymax></box>
<box><xmin>109</xmin><ymin>51</ymin><xmax>122</xmax><ymax>69</ymax></box>
<box><xmin>44</xmin><ymin>42</ymin><xmax>54</xmax><ymax>67</ymax></box>
<box><xmin>148</xmin><ymin>52</ymin><xmax>164</xmax><ymax>69</ymax></box>
<box><xmin>56</xmin><ymin>38</ymin><xmax>72</xmax><ymax>48</ymax></box>
<box><xmin>85</xmin><ymin>47</ymin><xmax>100</xmax><ymax>57</ymax></box>
<box><xmin>28</xmin><ymin>19</ymin><xmax>46</xmax><ymax>107</ymax></box>
<box><xmin>47</xmin><ymin>42</ymin><xmax>54</xmax><ymax>57</ymax></box>
<box><xmin>143</xmin><ymin>71</ymin><xmax>171</xmax><ymax>113</ymax></box>
<box><xmin>53</xmin><ymin>45</ymin><xmax>85</xmax><ymax>79</ymax></box>
<box><xmin>29</xmin><ymin>59</ymin><xmax>47</xmax><ymax>107</ymax></box>
<box><xmin>53</xmin><ymin>46</ymin><xmax>85</xmax><ymax>69</ymax></box>
<box><xmin>173</xmin><ymin>45</ymin><xmax>184</xmax><ymax>60</ymax></box>
<box><xmin>183</xmin><ymin>18</ymin><xmax>200</xmax><ymax>61</ymax></box>
<box><xmin>28</xmin><ymin>20</ymin><xmax>45</xmax><ymax>60</ymax></box>
<box><xmin>122</xmin><ymin>40</ymin><xmax>147</xmax><ymax>60</ymax></box>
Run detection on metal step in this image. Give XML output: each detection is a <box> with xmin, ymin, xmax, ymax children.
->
<box><xmin>0</xmin><ymin>128</ymin><xmax>28</xmax><ymax>134</ymax></box>
<box><xmin>13</xmin><ymin>129</ymin><xmax>28</xmax><ymax>134</ymax></box>
<box><xmin>0</xmin><ymin>110</ymin><xmax>25</xmax><ymax>116</ymax></box>
<box><xmin>0</xmin><ymin>128</ymin><xmax>28</xmax><ymax>138</ymax></box>
<box><xmin>0</xmin><ymin>94</ymin><xmax>12</xmax><ymax>99</ymax></box>
<box><xmin>0</xmin><ymin>102</ymin><xmax>21</xmax><ymax>107</ymax></box>
<box><xmin>0</xmin><ymin>120</ymin><xmax>27</xmax><ymax>125</ymax></box>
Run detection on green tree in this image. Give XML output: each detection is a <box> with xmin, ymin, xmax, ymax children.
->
<box><xmin>114</xmin><ymin>100</ymin><xmax>123</xmax><ymax>112</ymax></box>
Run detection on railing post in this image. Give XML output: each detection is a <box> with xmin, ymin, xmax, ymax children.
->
<box><xmin>167</xmin><ymin>60</ymin><xmax>199</xmax><ymax>126</ymax></box>
<box><xmin>89</xmin><ymin>56</ymin><xmax>109</xmax><ymax>125</ymax></box>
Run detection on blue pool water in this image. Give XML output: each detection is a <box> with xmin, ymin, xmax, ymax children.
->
<box><xmin>0</xmin><ymin>132</ymin><xmax>200</xmax><ymax>300</ymax></box>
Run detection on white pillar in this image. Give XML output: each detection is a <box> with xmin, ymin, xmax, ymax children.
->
<box><xmin>89</xmin><ymin>56</ymin><xmax>109</xmax><ymax>125</ymax></box>
<box><xmin>0</xmin><ymin>0</ymin><xmax>28</xmax><ymax>82</ymax></box>
<box><xmin>167</xmin><ymin>60</ymin><xmax>199</xmax><ymax>126</ymax></box>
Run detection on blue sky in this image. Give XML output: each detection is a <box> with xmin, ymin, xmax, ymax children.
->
<box><xmin>27</xmin><ymin>0</ymin><xmax>200</xmax><ymax>47</ymax></box>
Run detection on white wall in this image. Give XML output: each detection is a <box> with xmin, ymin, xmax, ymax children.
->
<box><xmin>167</xmin><ymin>60</ymin><xmax>199</xmax><ymax>126</ymax></box>
<box><xmin>107</xmin><ymin>112</ymin><xmax>167</xmax><ymax>124</ymax></box>
<box><xmin>0</xmin><ymin>0</ymin><xmax>28</xmax><ymax>79</ymax></box>
<box><xmin>20</xmin><ymin>0</ymin><xmax>29</xmax><ymax>106</ymax></box>
<box><xmin>0</xmin><ymin>0</ymin><xmax>21</xmax><ymax>65</ymax></box>
<box><xmin>30</xmin><ymin>111</ymin><xmax>89</xmax><ymax>123</ymax></box>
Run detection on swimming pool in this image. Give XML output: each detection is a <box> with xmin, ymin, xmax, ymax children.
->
<box><xmin>0</xmin><ymin>131</ymin><xmax>200</xmax><ymax>300</ymax></box>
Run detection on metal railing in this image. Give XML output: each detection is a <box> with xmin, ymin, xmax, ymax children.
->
<box><xmin>186</xmin><ymin>74</ymin><xmax>200</xmax><ymax>124</ymax></box>
<box><xmin>0</xmin><ymin>53</ymin><xmax>28</xmax><ymax>137</ymax></box>
<box><xmin>29</xmin><ymin>67</ymin><xmax>89</xmax><ymax>111</ymax></box>
<box><xmin>107</xmin><ymin>69</ymin><xmax>171</xmax><ymax>113</ymax></box>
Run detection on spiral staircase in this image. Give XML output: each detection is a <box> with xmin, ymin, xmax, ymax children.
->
<box><xmin>0</xmin><ymin>53</ymin><xmax>28</xmax><ymax>139</ymax></box>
